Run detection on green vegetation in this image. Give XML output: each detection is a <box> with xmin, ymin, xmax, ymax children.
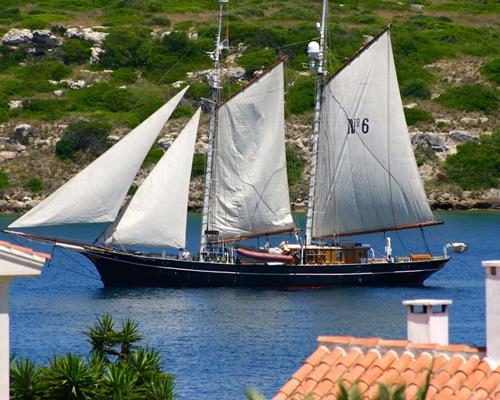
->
<box><xmin>286</xmin><ymin>145</ymin><xmax>305</xmax><ymax>186</ymax></box>
<box><xmin>415</xmin><ymin>145</ymin><xmax>437</xmax><ymax>167</ymax></box>
<box><xmin>62</xmin><ymin>38</ymin><xmax>92</xmax><ymax>64</ymax></box>
<box><xmin>444</xmin><ymin>132</ymin><xmax>500</xmax><ymax>190</ymax></box>
<box><xmin>404</xmin><ymin>108</ymin><xmax>433</xmax><ymax>126</ymax></box>
<box><xmin>11</xmin><ymin>314</ymin><xmax>175</xmax><ymax>400</ymax></box>
<box><xmin>55</xmin><ymin>120</ymin><xmax>111</xmax><ymax>160</ymax></box>
<box><xmin>238</xmin><ymin>49</ymin><xmax>277</xmax><ymax>76</ymax></box>
<box><xmin>143</xmin><ymin>145</ymin><xmax>164</xmax><ymax>166</ymax></box>
<box><xmin>481</xmin><ymin>58</ymin><xmax>500</xmax><ymax>85</ymax></box>
<box><xmin>25</xmin><ymin>178</ymin><xmax>43</xmax><ymax>193</ymax></box>
<box><xmin>111</xmin><ymin>68</ymin><xmax>138</xmax><ymax>85</ymax></box>
<box><xmin>171</xmin><ymin>104</ymin><xmax>194</xmax><ymax>119</ymax></box>
<box><xmin>191</xmin><ymin>153</ymin><xmax>206</xmax><ymax>177</ymax></box>
<box><xmin>401</xmin><ymin>79</ymin><xmax>431</xmax><ymax>99</ymax></box>
<box><xmin>438</xmin><ymin>84</ymin><xmax>499</xmax><ymax>114</ymax></box>
<box><xmin>286</xmin><ymin>78</ymin><xmax>315</xmax><ymax>115</ymax></box>
<box><xmin>0</xmin><ymin>0</ymin><xmax>499</xmax><ymax>198</ymax></box>
<box><xmin>0</xmin><ymin>171</ymin><xmax>10</xmax><ymax>190</ymax></box>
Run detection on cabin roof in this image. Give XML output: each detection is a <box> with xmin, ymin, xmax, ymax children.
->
<box><xmin>0</xmin><ymin>240</ymin><xmax>51</xmax><ymax>261</ymax></box>
<box><xmin>273</xmin><ymin>336</ymin><xmax>500</xmax><ymax>400</ymax></box>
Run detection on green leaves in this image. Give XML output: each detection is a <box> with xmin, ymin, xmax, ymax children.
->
<box><xmin>11</xmin><ymin>314</ymin><xmax>175</xmax><ymax>400</ymax></box>
<box><xmin>10</xmin><ymin>357</ymin><xmax>45</xmax><ymax>400</ymax></box>
<box><xmin>438</xmin><ymin>84</ymin><xmax>499</xmax><ymax>114</ymax></box>
<box><xmin>444</xmin><ymin>131</ymin><xmax>500</xmax><ymax>190</ymax></box>
<box><xmin>43</xmin><ymin>353</ymin><xmax>97</xmax><ymax>400</ymax></box>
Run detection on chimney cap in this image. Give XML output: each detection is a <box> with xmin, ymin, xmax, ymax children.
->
<box><xmin>402</xmin><ymin>299</ymin><xmax>452</xmax><ymax>306</ymax></box>
<box><xmin>482</xmin><ymin>260</ymin><xmax>500</xmax><ymax>269</ymax></box>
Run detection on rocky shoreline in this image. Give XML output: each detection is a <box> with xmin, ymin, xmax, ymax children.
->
<box><xmin>0</xmin><ymin>117</ymin><xmax>498</xmax><ymax>215</ymax></box>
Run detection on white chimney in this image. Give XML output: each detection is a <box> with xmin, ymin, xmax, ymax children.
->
<box><xmin>402</xmin><ymin>299</ymin><xmax>452</xmax><ymax>345</ymax></box>
<box><xmin>482</xmin><ymin>260</ymin><xmax>500</xmax><ymax>364</ymax></box>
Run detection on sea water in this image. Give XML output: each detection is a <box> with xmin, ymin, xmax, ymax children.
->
<box><xmin>1</xmin><ymin>211</ymin><xmax>499</xmax><ymax>399</ymax></box>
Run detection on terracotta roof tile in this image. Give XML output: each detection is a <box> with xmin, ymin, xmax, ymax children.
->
<box><xmin>274</xmin><ymin>336</ymin><xmax>497</xmax><ymax>400</ymax></box>
<box><xmin>338</xmin><ymin>348</ymin><xmax>362</xmax><ymax>368</ymax></box>
<box><xmin>305</xmin><ymin>346</ymin><xmax>329</xmax><ymax>367</ymax></box>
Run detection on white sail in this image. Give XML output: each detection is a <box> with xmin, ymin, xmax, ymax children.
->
<box><xmin>209</xmin><ymin>61</ymin><xmax>295</xmax><ymax>241</ymax></box>
<box><xmin>10</xmin><ymin>87</ymin><xmax>189</xmax><ymax>228</ymax></box>
<box><xmin>313</xmin><ymin>30</ymin><xmax>436</xmax><ymax>238</ymax></box>
<box><xmin>106</xmin><ymin>108</ymin><xmax>200</xmax><ymax>248</ymax></box>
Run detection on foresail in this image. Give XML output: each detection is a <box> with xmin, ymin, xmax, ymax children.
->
<box><xmin>9</xmin><ymin>87</ymin><xmax>189</xmax><ymax>228</ymax></box>
<box><xmin>209</xmin><ymin>60</ymin><xmax>295</xmax><ymax>241</ymax></box>
<box><xmin>106</xmin><ymin>108</ymin><xmax>200</xmax><ymax>248</ymax></box>
<box><xmin>313</xmin><ymin>30</ymin><xmax>436</xmax><ymax>238</ymax></box>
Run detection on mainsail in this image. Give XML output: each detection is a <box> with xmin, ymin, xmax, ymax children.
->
<box><xmin>313</xmin><ymin>29</ymin><xmax>437</xmax><ymax>238</ymax></box>
<box><xmin>106</xmin><ymin>108</ymin><xmax>201</xmax><ymax>248</ymax></box>
<box><xmin>208</xmin><ymin>60</ymin><xmax>295</xmax><ymax>241</ymax></box>
<box><xmin>10</xmin><ymin>87</ymin><xmax>188</xmax><ymax>228</ymax></box>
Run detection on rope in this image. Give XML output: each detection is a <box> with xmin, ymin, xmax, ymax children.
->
<box><xmin>420</xmin><ymin>227</ymin><xmax>431</xmax><ymax>254</ymax></box>
<box><xmin>52</xmin><ymin>247</ymin><xmax>101</xmax><ymax>281</ymax></box>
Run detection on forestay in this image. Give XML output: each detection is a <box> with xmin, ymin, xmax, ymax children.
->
<box><xmin>106</xmin><ymin>108</ymin><xmax>200</xmax><ymax>248</ymax></box>
<box><xmin>313</xmin><ymin>30</ymin><xmax>436</xmax><ymax>238</ymax></box>
<box><xmin>209</xmin><ymin>61</ymin><xmax>295</xmax><ymax>240</ymax></box>
<box><xmin>10</xmin><ymin>87</ymin><xmax>188</xmax><ymax>228</ymax></box>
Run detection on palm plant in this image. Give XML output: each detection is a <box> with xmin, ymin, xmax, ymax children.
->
<box><xmin>147</xmin><ymin>374</ymin><xmax>175</xmax><ymax>400</ymax></box>
<box><xmin>41</xmin><ymin>353</ymin><xmax>97</xmax><ymax>400</ymax></box>
<box><xmin>10</xmin><ymin>356</ymin><xmax>44</xmax><ymax>400</ymax></box>
<box><xmin>116</xmin><ymin>318</ymin><xmax>143</xmax><ymax>361</ymax></box>
<box><xmin>11</xmin><ymin>314</ymin><xmax>175</xmax><ymax>400</ymax></box>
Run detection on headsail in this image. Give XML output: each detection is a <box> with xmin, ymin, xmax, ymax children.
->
<box><xmin>313</xmin><ymin>29</ymin><xmax>437</xmax><ymax>238</ymax></box>
<box><xmin>208</xmin><ymin>60</ymin><xmax>295</xmax><ymax>241</ymax></box>
<box><xmin>105</xmin><ymin>108</ymin><xmax>201</xmax><ymax>248</ymax></box>
<box><xmin>9</xmin><ymin>87</ymin><xmax>189</xmax><ymax>228</ymax></box>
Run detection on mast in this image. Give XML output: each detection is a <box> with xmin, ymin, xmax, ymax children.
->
<box><xmin>199</xmin><ymin>0</ymin><xmax>227</xmax><ymax>260</ymax></box>
<box><xmin>305</xmin><ymin>0</ymin><xmax>328</xmax><ymax>246</ymax></box>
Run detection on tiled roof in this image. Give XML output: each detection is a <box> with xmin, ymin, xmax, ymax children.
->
<box><xmin>273</xmin><ymin>336</ymin><xmax>500</xmax><ymax>400</ymax></box>
<box><xmin>0</xmin><ymin>240</ymin><xmax>51</xmax><ymax>261</ymax></box>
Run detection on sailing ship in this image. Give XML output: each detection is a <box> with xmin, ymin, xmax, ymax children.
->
<box><xmin>5</xmin><ymin>0</ymin><xmax>467</xmax><ymax>288</ymax></box>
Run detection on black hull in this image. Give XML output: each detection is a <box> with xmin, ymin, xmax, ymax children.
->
<box><xmin>81</xmin><ymin>248</ymin><xmax>450</xmax><ymax>288</ymax></box>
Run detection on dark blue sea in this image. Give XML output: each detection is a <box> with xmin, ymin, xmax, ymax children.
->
<box><xmin>1</xmin><ymin>211</ymin><xmax>499</xmax><ymax>399</ymax></box>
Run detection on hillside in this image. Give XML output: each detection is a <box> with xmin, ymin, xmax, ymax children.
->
<box><xmin>0</xmin><ymin>0</ymin><xmax>498</xmax><ymax>212</ymax></box>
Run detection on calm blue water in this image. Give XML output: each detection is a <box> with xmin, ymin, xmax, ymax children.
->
<box><xmin>1</xmin><ymin>212</ymin><xmax>499</xmax><ymax>399</ymax></box>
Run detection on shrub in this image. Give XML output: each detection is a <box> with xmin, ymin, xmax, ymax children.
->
<box><xmin>22</xmin><ymin>99</ymin><xmax>68</xmax><ymax>120</ymax></box>
<box><xmin>55</xmin><ymin>120</ymin><xmax>111</xmax><ymax>160</ymax></box>
<box><xmin>62</xmin><ymin>38</ymin><xmax>92</xmax><ymax>64</ymax></box>
<box><xmin>111</xmin><ymin>67</ymin><xmax>137</xmax><ymax>84</ymax></box>
<box><xmin>172</xmin><ymin>104</ymin><xmax>194</xmax><ymax>119</ymax></box>
<box><xmin>191</xmin><ymin>153</ymin><xmax>205</xmax><ymax>177</ymax></box>
<box><xmin>444</xmin><ymin>132</ymin><xmax>500</xmax><ymax>190</ymax></box>
<box><xmin>69</xmin><ymin>83</ymin><xmax>137</xmax><ymax>112</ymax></box>
<box><xmin>401</xmin><ymin>79</ymin><xmax>431</xmax><ymax>99</ymax></box>
<box><xmin>481</xmin><ymin>58</ymin><xmax>500</xmax><ymax>85</ymax></box>
<box><xmin>286</xmin><ymin>145</ymin><xmax>305</xmax><ymax>186</ymax></box>
<box><xmin>143</xmin><ymin>145</ymin><xmax>164</xmax><ymax>166</ymax></box>
<box><xmin>438</xmin><ymin>84</ymin><xmax>499</xmax><ymax>114</ymax></box>
<box><xmin>16</xmin><ymin>61</ymin><xmax>71</xmax><ymax>81</ymax></box>
<box><xmin>404</xmin><ymin>108</ymin><xmax>433</xmax><ymax>126</ymax></box>
<box><xmin>238</xmin><ymin>49</ymin><xmax>277</xmax><ymax>76</ymax></box>
<box><xmin>11</xmin><ymin>314</ymin><xmax>175</xmax><ymax>400</ymax></box>
<box><xmin>100</xmin><ymin>27</ymin><xmax>150</xmax><ymax>68</ymax></box>
<box><xmin>286</xmin><ymin>78</ymin><xmax>315</xmax><ymax>115</ymax></box>
<box><xmin>0</xmin><ymin>171</ymin><xmax>10</xmax><ymax>189</ymax></box>
<box><xmin>25</xmin><ymin>178</ymin><xmax>43</xmax><ymax>193</ymax></box>
<box><xmin>188</xmin><ymin>82</ymin><xmax>210</xmax><ymax>100</ymax></box>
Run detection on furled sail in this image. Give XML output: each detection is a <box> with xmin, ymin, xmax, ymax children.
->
<box><xmin>106</xmin><ymin>108</ymin><xmax>201</xmax><ymax>248</ymax></box>
<box><xmin>313</xmin><ymin>29</ymin><xmax>437</xmax><ymax>238</ymax></box>
<box><xmin>209</xmin><ymin>60</ymin><xmax>295</xmax><ymax>241</ymax></box>
<box><xmin>10</xmin><ymin>87</ymin><xmax>189</xmax><ymax>228</ymax></box>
